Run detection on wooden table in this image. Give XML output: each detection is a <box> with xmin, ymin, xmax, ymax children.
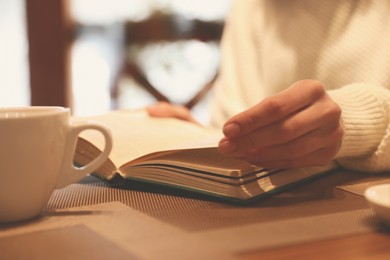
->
<box><xmin>1</xmin><ymin>169</ymin><xmax>389</xmax><ymax>259</ymax></box>
<box><xmin>240</xmin><ymin>232</ymin><xmax>390</xmax><ymax>259</ymax></box>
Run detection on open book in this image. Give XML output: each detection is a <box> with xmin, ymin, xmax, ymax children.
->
<box><xmin>73</xmin><ymin>110</ymin><xmax>337</xmax><ymax>204</ymax></box>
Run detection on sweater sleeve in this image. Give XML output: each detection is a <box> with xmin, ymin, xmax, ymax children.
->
<box><xmin>328</xmin><ymin>83</ymin><xmax>390</xmax><ymax>172</ymax></box>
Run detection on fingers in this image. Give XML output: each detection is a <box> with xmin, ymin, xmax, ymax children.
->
<box><xmin>219</xmin><ymin>80</ymin><xmax>344</xmax><ymax>169</ymax></box>
<box><xmin>223</xmin><ymin>80</ymin><xmax>326</xmax><ymax>139</ymax></box>
<box><xmin>147</xmin><ymin>102</ymin><xmax>183</xmax><ymax>118</ymax></box>
<box><xmin>146</xmin><ymin>102</ymin><xmax>198</xmax><ymax>124</ymax></box>
<box><xmin>219</xmin><ymin>94</ymin><xmax>341</xmax><ymax>153</ymax></box>
<box><xmin>243</xmin><ymin>126</ymin><xmax>344</xmax><ymax>167</ymax></box>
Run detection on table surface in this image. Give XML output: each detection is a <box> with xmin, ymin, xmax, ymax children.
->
<box><xmin>1</xmin><ymin>169</ymin><xmax>390</xmax><ymax>259</ymax></box>
<box><xmin>240</xmin><ymin>231</ymin><xmax>390</xmax><ymax>259</ymax></box>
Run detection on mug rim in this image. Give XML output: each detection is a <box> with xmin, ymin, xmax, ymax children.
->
<box><xmin>0</xmin><ymin>106</ymin><xmax>69</xmax><ymax>119</ymax></box>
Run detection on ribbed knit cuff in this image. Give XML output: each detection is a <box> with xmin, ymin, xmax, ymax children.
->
<box><xmin>328</xmin><ymin>83</ymin><xmax>389</xmax><ymax>159</ymax></box>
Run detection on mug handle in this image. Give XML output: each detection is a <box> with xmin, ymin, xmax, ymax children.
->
<box><xmin>55</xmin><ymin>121</ymin><xmax>113</xmax><ymax>188</ymax></box>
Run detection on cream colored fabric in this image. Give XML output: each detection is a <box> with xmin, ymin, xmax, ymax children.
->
<box><xmin>210</xmin><ymin>0</ymin><xmax>390</xmax><ymax>172</ymax></box>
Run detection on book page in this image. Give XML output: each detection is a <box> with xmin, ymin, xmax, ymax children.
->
<box><xmin>73</xmin><ymin>110</ymin><xmax>222</xmax><ymax>168</ymax></box>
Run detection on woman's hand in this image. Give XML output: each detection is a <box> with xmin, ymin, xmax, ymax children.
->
<box><xmin>218</xmin><ymin>80</ymin><xmax>344</xmax><ymax>169</ymax></box>
<box><xmin>146</xmin><ymin>102</ymin><xmax>199</xmax><ymax>124</ymax></box>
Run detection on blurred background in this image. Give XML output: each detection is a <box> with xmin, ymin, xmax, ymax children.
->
<box><xmin>0</xmin><ymin>0</ymin><xmax>232</xmax><ymax>123</ymax></box>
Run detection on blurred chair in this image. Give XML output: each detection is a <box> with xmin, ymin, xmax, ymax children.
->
<box><xmin>113</xmin><ymin>14</ymin><xmax>224</xmax><ymax>110</ymax></box>
<box><xmin>26</xmin><ymin>1</ymin><xmax>224</xmax><ymax>111</ymax></box>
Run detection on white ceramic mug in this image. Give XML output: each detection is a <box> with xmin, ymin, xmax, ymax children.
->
<box><xmin>0</xmin><ymin>106</ymin><xmax>112</xmax><ymax>223</ymax></box>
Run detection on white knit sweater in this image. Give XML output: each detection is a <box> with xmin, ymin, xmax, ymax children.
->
<box><xmin>209</xmin><ymin>0</ymin><xmax>390</xmax><ymax>172</ymax></box>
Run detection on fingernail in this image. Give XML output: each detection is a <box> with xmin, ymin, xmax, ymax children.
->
<box><xmin>223</xmin><ymin>123</ymin><xmax>240</xmax><ymax>138</ymax></box>
<box><xmin>219</xmin><ymin>139</ymin><xmax>237</xmax><ymax>153</ymax></box>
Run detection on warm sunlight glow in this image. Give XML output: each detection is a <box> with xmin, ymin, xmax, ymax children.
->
<box><xmin>72</xmin><ymin>41</ymin><xmax>111</xmax><ymax>115</ymax></box>
<box><xmin>71</xmin><ymin>0</ymin><xmax>232</xmax><ymax>24</ymax></box>
<box><xmin>0</xmin><ymin>0</ymin><xmax>29</xmax><ymax>106</ymax></box>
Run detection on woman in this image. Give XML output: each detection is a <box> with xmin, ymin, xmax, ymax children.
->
<box><xmin>148</xmin><ymin>0</ymin><xmax>390</xmax><ymax>172</ymax></box>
